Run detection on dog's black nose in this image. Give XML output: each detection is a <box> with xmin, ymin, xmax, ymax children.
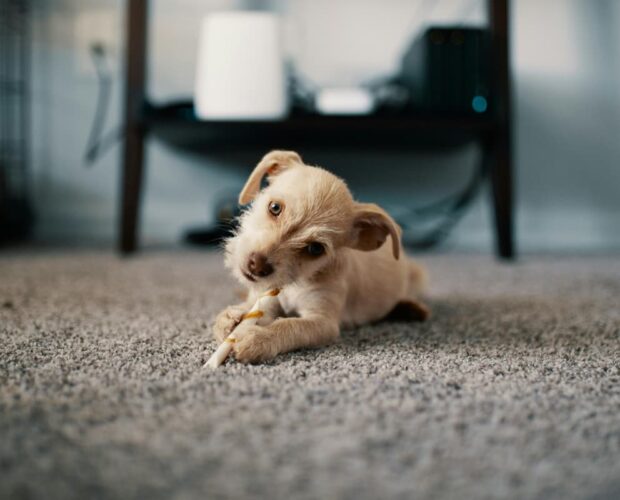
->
<box><xmin>247</xmin><ymin>252</ymin><xmax>274</xmax><ymax>278</ymax></box>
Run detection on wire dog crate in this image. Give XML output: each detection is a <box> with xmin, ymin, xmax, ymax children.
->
<box><xmin>0</xmin><ymin>0</ymin><xmax>33</xmax><ymax>243</ymax></box>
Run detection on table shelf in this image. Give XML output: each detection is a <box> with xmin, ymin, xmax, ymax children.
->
<box><xmin>145</xmin><ymin>100</ymin><xmax>495</xmax><ymax>152</ymax></box>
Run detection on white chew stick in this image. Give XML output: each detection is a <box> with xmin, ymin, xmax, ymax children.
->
<box><xmin>204</xmin><ymin>289</ymin><xmax>281</xmax><ymax>369</ymax></box>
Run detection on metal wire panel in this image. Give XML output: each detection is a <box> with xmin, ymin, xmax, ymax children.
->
<box><xmin>0</xmin><ymin>0</ymin><xmax>32</xmax><ymax>241</ymax></box>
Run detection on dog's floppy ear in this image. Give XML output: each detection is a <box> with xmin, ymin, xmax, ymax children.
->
<box><xmin>348</xmin><ymin>203</ymin><xmax>401</xmax><ymax>260</ymax></box>
<box><xmin>238</xmin><ymin>150</ymin><xmax>303</xmax><ymax>205</ymax></box>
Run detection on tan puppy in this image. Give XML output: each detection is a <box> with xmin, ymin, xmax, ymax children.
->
<box><xmin>214</xmin><ymin>150</ymin><xmax>429</xmax><ymax>363</ymax></box>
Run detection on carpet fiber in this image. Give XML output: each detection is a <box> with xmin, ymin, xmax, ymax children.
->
<box><xmin>1</xmin><ymin>251</ymin><xmax>619</xmax><ymax>500</ymax></box>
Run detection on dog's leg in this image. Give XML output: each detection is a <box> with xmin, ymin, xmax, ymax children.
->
<box><xmin>233</xmin><ymin>316</ymin><xmax>339</xmax><ymax>363</ymax></box>
<box><xmin>212</xmin><ymin>302</ymin><xmax>253</xmax><ymax>343</ymax></box>
<box><xmin>383</xmin><ymin>299</ymin><xmax>430</xmax><ymax>322</ymax></box>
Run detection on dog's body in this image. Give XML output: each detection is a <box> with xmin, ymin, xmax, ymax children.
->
<box><xmin>213</xmin><ymin>151</ymin><xmax>429</xmax><ymax>363</ymax></box>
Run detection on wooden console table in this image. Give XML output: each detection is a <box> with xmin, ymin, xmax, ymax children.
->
<box><xmin>119</xmin><ymin>0</ymin><xmax>514</xmax><ymax>258</ymax></box>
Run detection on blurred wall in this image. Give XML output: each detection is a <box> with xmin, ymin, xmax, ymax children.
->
<box><xmin>29</xmin><ymin>0</ymin><xmax>620</xmax><ymax>251</ymax></box>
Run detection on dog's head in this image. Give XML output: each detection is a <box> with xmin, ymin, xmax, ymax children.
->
<box><xmin>225</xmin><ymin>151</ymin><xmax>401</xmax><ymax>289</ymax></box>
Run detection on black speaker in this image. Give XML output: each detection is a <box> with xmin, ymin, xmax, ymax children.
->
<box><xmin>400</xmin><ymin>27</ymin><xmax>490</xmax><ymax>114</ymax></box>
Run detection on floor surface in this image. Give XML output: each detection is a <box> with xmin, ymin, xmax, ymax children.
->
<box><xmin>1</xmin><ymin>251</ymin><xmax>619</xmax><ymax>499</ymax></box>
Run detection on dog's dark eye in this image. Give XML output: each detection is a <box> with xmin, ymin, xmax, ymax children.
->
<box><xmin>305</xmin><ymin>242</ymin><xmax>325</xmax><ymax>257</ymax></box>
<box><xmin>268</xmin><ymin>201</ymin><xmax>282</xmax><ymax>216</ymax></box>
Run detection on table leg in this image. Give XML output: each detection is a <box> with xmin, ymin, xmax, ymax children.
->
<box><xmin>488</xmin><ymin>0</ymin><xmax>515</xmax><ymax>259</ymax></box>
<box><xmin>120</xmin><ymin>0</ymin><xmax>148</xmax><ymax>254</ymax></box>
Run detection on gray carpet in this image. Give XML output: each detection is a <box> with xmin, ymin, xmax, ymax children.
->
<box><xmin>1</xmin><ymin>250</ymin><xmax>619</xmax><ymax>500</ymax></box>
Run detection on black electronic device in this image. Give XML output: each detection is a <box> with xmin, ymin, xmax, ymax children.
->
<box><xmin>400</xmin><ymin>27</ymin><xmax>490</xmax><ymax>114</ymax></box>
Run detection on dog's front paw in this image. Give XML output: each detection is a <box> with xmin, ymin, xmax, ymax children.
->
<box><xmin>233</xmin><ymin>326</ymin><xmax>278</xmax><ymax>364</ymax></box>
<box><xmin>212</xmin><ymin>305</ymin><xmax>246</xmax><ymax>343</ymax></box>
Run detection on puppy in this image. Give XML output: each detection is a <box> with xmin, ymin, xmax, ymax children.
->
<box><xmin>213</xmin><ymin>150</ymin><xmax>429</xmax><ymax>363</ymax></box>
